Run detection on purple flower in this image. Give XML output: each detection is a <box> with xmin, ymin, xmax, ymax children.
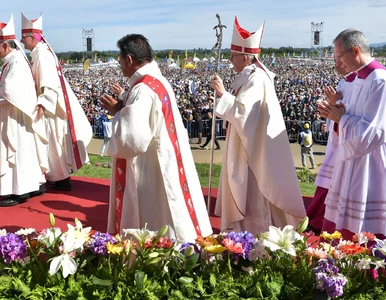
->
<box><xmin>0</xmin><ymin>233</ymin><xmax>28</xmax><ymax>263</ymax></box>
<box><xmin>179</xmin><ymin>242</ymin><xmax>199</xmax><ymax>258</ymax></box>
<box><xmin>313</xmin><ymin>259</ymin><xmax>347</xmax><ymax>298</ymax></box>
<box><xmin>225</xmin><ymin>231</ymin><xmax>255</xmax><ymax>260</ymax></box>
<box><xmin>87</xmin><ymin>232</ymin><xmax>117</xmax><ymax>255</ymax></box>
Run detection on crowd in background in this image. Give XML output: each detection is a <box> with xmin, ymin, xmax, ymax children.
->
<box><xmin>64</xmin><ymin>57</ymin><xmax>339</xmax><ymax>141</ymax></box>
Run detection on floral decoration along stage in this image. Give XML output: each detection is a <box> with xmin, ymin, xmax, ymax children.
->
<box><xmin>0</xmin><ymin>215</ymin><xmax>386</xmax><ymax>299</ymax></box>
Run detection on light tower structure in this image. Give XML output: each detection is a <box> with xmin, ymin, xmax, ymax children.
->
<box><xmin>310</xmin><ymin>22</ymin><xmax>324</xmax><ymax>57</ymax></box>
<box><xmin>82</xmin><ymin>29</ymin><xmax>95</xmax><ymax>59</ymax></box>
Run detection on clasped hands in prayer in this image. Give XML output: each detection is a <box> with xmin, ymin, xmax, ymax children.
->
<box><xmin>318</xmin><ymin>86</ymin><xmax>346</xmax><ymax>124</ymax></box>
<box><xmin>99</xmin><ymin>83</ymin><xmax>124</xmax><ymax>116</ymax></box>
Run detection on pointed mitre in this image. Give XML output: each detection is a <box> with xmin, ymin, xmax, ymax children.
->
<box><xmin>231</xmin><ymin>16</ymin><xmax>264</xmax><ymax>56</ymax></box>
<box><xmin>0</xmin><ymin>14</ymin><xmax>16</xmax><ymax>41</ymax></box>
<box><xmin>21</xmin><ymin>12</ymin><xmax>43</xmax><ymax>34</ymax></box>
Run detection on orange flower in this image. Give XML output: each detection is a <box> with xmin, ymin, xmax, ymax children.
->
<box><xmin>340</xmin><ymin>243</ymin><xmax>367</xmax><ymax>255</ymax></box>
<box><xmin>352</xmin><ymin>232</ymin><xmax>376</xmax><ymax>243</ymax></box>
<box><xmin>195</xmin><ymin>236</ymin><xmax>218</xmax><ymax>247</ymax></box>
<box><xmin>222</xmin><ymin>238</ymin><xmax>244</xmax><ymax>254</ymax></box>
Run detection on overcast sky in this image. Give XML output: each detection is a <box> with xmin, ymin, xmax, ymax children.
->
<box><xmin>2</xmin><ymin>0</ymin><xmax>386</xmax><ymax>52</ymax></box>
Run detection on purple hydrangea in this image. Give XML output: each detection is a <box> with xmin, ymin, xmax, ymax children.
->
<box><xmin>87</xmin><ymin>232</ymin><xmax>117</xmax><ymax>255</ymax></box>
<box><xmin>313</xmin><ymin>259</ymin><xmax>347</xmax><ymax>298</ymax></box>
<box><xmin>0</xmin><ymin>233</ymin><xmax>28</xmax><ymax>263</ymax></box>
<box><xmin>225</xmin><ymin>231</ymin><xmax>255</xmax><ymax>260</ymax></box>
<box><xmin>179</xmin><ymin>242</ymin><xmax>199</xmax><ymax>258</ymax></box>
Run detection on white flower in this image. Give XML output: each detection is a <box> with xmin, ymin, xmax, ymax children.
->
<box><xmin>248</xmin><ymin>240</ymin><xmax>267</xmax><ymax>260</ymax></box>
<box><xmin>372</xmin><ymin>259</ymin><xmax>386</xmax><ymax>270</ymax></box>
<box><xmin>372</xmin><ymin>238</ymin><xmax>386</xmax><ymax>256</ymax></box>
<box><xmin>358</xmin><ymin>232</ymin><xmax>369</xmax><ymax>245</ymax></box>
<box><xmin>38</xmin><ymin>228</ymin><xmax>62</xmax><ymax>247</ymax></box>
<box><xmin>15</xmin><ymin>228</ymin><xmax>36</xmax><ymax>236</ymax></box>
<box><xmin>262</xmin><ymin>225</ymin><xmax>301</xmax><ymax>256</ymax></box>
<box><xmin>123</xmin><ymin>226</ymin><xmax>156</xmax><ymax>245</ymax></box>
<box><xmin>49</xmin><ymin>235</ymin><xmax>78</xmax><ymax>278</ymax></box>
<box><xmin>356</xmin><ymin>258</ymin><xmax>372</xmax><ymax>270</ymax></box>
<box><xmin>67</xmin><ymin>219</ymin><xmax>92</xmax><ymax>250</ymax></box>
<box><xmin>0</xmin><ymin>229</ymin><xmax>7</xmax><ymax>237</ymax></box>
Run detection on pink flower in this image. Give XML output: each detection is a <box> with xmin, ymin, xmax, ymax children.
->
<box><xmin>306</xmin><ymin>247</ymin><xmax>328</xmax><ymax>259</ymax></box>
<box><xmin>222</xmin><ymin>238</ymin><xmax>244</xmax><ymax>254</ymax></box>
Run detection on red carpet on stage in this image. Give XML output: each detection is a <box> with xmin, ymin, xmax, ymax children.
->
<box><xmin>0</xmin><ymin>177</ymin><xmax>314</xmax><ymax>242</ymax></box>
<box><xmin>0</xmin><ymin>177</ymin><xmax>221</xmax><ymax>234</ymax></box>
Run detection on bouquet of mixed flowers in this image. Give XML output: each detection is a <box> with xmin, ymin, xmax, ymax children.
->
<box><xmin>0</xmin><ymin>214</ymin><xmax>386</xmax><ymax>299</ymax></box>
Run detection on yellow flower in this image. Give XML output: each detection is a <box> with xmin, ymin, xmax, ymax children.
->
<box><xmin>320</xmin><ymin>231</ymin><xmax>342</xmax><ymax>240</ymax></box>
<box><xmin>204</xmin><ymin>245</ymin><xmax>227</xmax><ymax>254</ymax></box>
<box><xmin>106</xmin><ymin>242</ymin><xmax>123</xmax><ymax>254</ymax></box>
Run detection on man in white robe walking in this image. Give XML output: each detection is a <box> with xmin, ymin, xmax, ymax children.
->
<box><xmin>319</xmin><ymin>29</ymin><xmax>386</xmax><ymax>240</ymax></box>
<box><xmin>0</xmin><ymin>15</ymin><xmax>48</xmax><ymax>206</ymax></box>
<box><xmin>211</xmin><ymin>17</ymin><xmax>306</xmax><ymax>235</ymax></box>
<box><xmin>20</xmin><ymin>13</ymin><xmax>92</xmax><ymax>191</ymax></box>
<box><xmin>99</xmin><ymin>34</ymin><xmax>212</xmax><ymax>242</ymax></box>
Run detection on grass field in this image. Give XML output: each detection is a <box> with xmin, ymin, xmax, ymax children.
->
<box><xmin>74</xmin><ymin>154</ymin><xmax>316</xmax><ymax>196</ymax></box>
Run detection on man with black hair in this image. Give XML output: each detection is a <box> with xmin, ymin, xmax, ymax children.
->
<box><xmin>100</xmin><ymin>34</ymin><xmax>212</xmax><ymax>242</ymax></box>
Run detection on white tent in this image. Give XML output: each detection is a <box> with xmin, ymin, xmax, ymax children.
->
<box><xmin>202</xmin><ymin>57</ymin><xmax>208</xmax><ymax>62</ymax></box>
<box><xmin>168</xmin><ymin>62</ymin><xmax>179</xmax><ymax>70</ymax></box>
<box><xmin>193</xmin><ymin>57</ymin><xmax>200</xmax><ymax>62</ymax></box>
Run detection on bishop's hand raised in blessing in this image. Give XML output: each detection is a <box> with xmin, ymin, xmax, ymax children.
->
<box><xmin>99</xmin><ymin>94</ymin><xmax>123</xmax><ymax>116</ymax></box>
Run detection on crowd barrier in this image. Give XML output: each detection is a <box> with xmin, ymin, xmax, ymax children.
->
<box><xmin>90</xmin><ymin>118</ymin><xmax>328</xmax><ymax>145</ymax></box>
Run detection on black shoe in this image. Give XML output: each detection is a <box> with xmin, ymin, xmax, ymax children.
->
<box><xmin>51</xmin><ymin>178</ymin><xmax>72</xmax><ymax>191</ymax></box>
<box><xmin>0</xmin><ymin>195</ymin><xmax>19</xmax><ymax>207</ymax></box>
<box><xmin>11</xmin><ymin>193</ymin><xmax>30</xmax><ymax>204</ymax></box>
<box><xmin>305</xmin><ymin>225</ymin><xmax>321</xmax><ymax>235</ymax></box>
<box><xmin>215</xmin><ymin>147</ymin><xmax>221</xmax><ymax>150</ymax></box>
<box><xmin>30</xmin><ymin>184</ymin><xmax>46</xmax><ymax>198</ymax></box>
<box><xmin>199</xmin><ymin>145</ymin><xmax>205</xmax><ymax>149</ymax></box>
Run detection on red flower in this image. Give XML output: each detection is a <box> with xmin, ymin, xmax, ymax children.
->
<box><xmin>144</xmin><ymin>237</ymin><xmax>173</xmax><ymax>249</ymax></box>
<box><xmin>352</xmin><ymin>232</ymin><xmax>376</xmax><ymax>243</ymax></box>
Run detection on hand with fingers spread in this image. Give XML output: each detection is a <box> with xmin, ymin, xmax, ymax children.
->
<box><xmin>318</xmin><ymin>100</ymin><xmax>345</xmax><ymax>123</ymax></box>
<box><xmin>99</xmin><ymin>94</ymin><xmax>123</xmax><ymax>116</ymax></box>
<box><xmin>324</xmin><ymin>86</ymin><xmax>343</xmax><ymax>105</ymax></box>
<box><xmin>211</xmin><ymin>74</ymin><xmax>225</xmax><ymax>98</ymax></box>
<box><xmin>112</xmin><ymin>83</ymin><xmax>124</xmax><ymax>98</ymax></box>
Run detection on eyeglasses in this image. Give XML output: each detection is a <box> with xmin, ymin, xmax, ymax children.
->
<box><xmin>334</xmin><ymin>48</ymin><xmax>352</xmax><ymax>61</ymax></box>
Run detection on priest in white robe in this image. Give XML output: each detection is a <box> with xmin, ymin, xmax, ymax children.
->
<box><xmin>306</xmin><ymin>60</ymin><xmax>356</xmax><ymax>233</ymax></box>
<box><xmin>0</xmin><ymin>15</ymin><xmax>48</xmax><ymax>206</ymax></box>
<box><xmin>100</xmin><ymin>34</ymin><xmax>212</xmax><ymax>243</ymax></box>
<box><xmin>211</xmin><ymin>17</ymin><xmax>306</xmax><ymax>235</ymax></box>
<box><xmin>319</xmin><ymin>29</ymin><xmax>386</xmax><ymax>240</ymax></box>
<box><xmin>20</xmin><ymin>13</ymin><xmax>92</xmax><ymax>191</ymax></box>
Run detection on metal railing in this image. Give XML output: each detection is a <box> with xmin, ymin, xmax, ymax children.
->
<box><xmin>90</xmin><ymin>118</ymin><xmax>328</xmax><ymax>144</ymax></box>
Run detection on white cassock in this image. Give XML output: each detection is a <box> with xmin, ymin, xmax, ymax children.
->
<box><xmin>0</xmin><ymin>49</ymin><xmax>48</xmax><ymax>195</ymax></box>
<box><xmin>107</xmin><ymin>61</ymin><xmax>212</xmax><ymax>243</ymax></box>
<box><xmin>30</xmin><ymin>42</ymin><xmax>92</xmax><ymax>180</ymax></box>
<box><xmin>214</xmin><ymin>64</ymin><xmax>306</xmax><ymax>235</ymax></box>
<box><xmin>316</xmin><ymin>73</ymin><xmax>356</xmax><ymax>189</ymax></box>
<box><xmin>324</xmin><ymin>59</ymin><xmax>386</xmax><ymax>235</ymax></box>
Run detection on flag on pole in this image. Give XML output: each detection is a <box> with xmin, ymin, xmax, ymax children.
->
<box><xmin>83</xmin><ymin>59</ymin><xmax>90</xmax><ymax>72</ymax></box>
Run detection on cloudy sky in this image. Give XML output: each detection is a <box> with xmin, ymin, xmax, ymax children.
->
<box><xmin>2</xmin><ymin>0</ymin><xmax>386</xmax><ymax>52</ymax></box>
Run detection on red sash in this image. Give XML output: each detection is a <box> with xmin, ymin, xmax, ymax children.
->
<box><xmin>114</xmin><ymin>75</ymin><xmax>202</xmax><ymax>236</ymax></box>
<box><xmin>45</xmin><ymin>40</ymin><xmax>82</xmax><ymax>171</ymax></box>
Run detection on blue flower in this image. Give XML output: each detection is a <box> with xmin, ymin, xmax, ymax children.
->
<box><xmin>87</xmin><ymin>232</ymin><xmax>117</xmax><ymax>255</ymax></box>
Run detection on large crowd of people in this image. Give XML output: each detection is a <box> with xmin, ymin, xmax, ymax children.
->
<box><xmin>64</xmin><ymin>57</ymin><xmax>338</xmax><ymax>140</ymax></box>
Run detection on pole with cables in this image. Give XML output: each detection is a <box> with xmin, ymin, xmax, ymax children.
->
<box><xmin>207</xmin><ymin>14</ymin><xmax>226</xmax><ymax>214</ymax></box>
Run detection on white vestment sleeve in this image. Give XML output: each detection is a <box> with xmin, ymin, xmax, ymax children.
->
<box><xmin>339</xmin><ymin>80</ymin><xmax>386</xmax><ymax>160</ymax></box>
<box><xmin>109</xmin><ymin>85</ymin><xmax>158</xmax><ymax>159</ymax></box>
<box><xmin>37</xmin><ymin>87</ymin><xmax>58</xmax><ymax>115</ymax></box>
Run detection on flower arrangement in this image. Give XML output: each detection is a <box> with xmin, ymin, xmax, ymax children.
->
<box><xmin>0</xmin><ymin>215</ymin><xmax>385</xmax><ymax>299</ymax></box>
<box><xmin>94</xmin><ymin>162</ymin><xmax>112</xmax><ymax>168</ymax></box>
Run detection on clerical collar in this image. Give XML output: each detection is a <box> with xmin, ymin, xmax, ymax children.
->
<box><xmin>357</xmin><ymin>58</ymin><xmax>386</xmax><ymax>79</ymax></box>
<box><xmin>343</xmin><ymin>72</ymin><xmax>357</xmax><ymax>82</ymax></box>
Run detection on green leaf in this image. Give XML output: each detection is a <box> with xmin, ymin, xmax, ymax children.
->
<box><xmin>92</xmin><ymin>276</ymin><xmax>113</xmax><ymax>287</ymax></box>
<box><xmin>135</xmin><ymin>271</ymin><xmax>145</xmax><ymax>289</ymax></box>
<box><xmin>178</xmin><ymin>276</ymin><xmax>193</xmax><ymax>284</ymax></box>
<box><xmin>209</xmin><ymin>273</ymin><xmax>217</xmax><ymax>288</ymax></box>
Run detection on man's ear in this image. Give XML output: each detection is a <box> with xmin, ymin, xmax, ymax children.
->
<box><xmin>352</xmin><ymin>46</ymin><xmax>360</xmax><ymax>56</ymax></box>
